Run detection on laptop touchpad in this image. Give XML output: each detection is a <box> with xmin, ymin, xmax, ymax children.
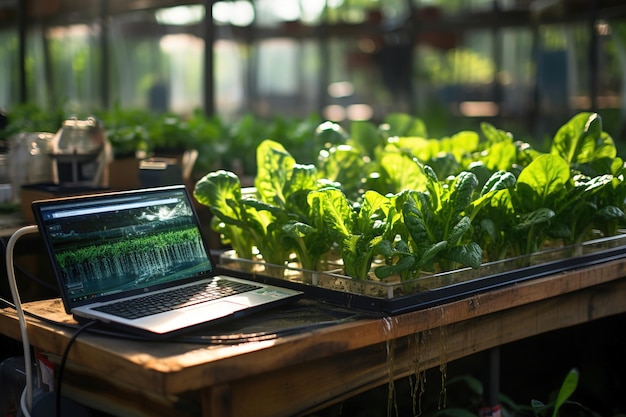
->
<box><xmin>192</xmin><ymin>300</ymin><xmax>245</xmax><ymax>316</ymax></box>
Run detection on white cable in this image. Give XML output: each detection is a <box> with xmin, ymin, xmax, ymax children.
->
<box><xmin>6</xmin><ymin>225</ymin><xmax>40</xmax><ymax>416</ymax></box>
<box><xmin>20</xmin><ymin>385</ymin><xmax>32</xmax><ymax>417</ymax></box>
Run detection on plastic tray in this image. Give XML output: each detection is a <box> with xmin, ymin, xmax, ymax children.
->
<box><xmin>217</xmin><ymin>233</ymin><xmax>626</xmax><ymax>314</ymax></box>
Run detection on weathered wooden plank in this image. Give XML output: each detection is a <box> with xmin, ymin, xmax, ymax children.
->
<box><xmin>163</xmin><ymin>258</ymin><xmax>626</xmax><ymax>394</ymax></box>
<box><xmin>212</xmin><ymin>278</ymin><xmax>626</xmax><ymax>417</ymax></box>
<box><xmin>0</xmin><ymin>258</ymin><xmax>625</xmax><ymax>417</ymax></box>
<box><xmin>60</xmin><ymin>362</ymin><xmax>199</xmax><ymax>417</ymax></box>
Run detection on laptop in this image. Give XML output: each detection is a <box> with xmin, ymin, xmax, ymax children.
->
<box><xmin>31</xmin><ymin>185</ymin><xmax>303</xmax><ymax>337</ymax></box>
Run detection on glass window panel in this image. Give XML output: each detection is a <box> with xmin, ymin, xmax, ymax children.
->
<box><xmin>0</xmin><ymin>28</ymin><xmax>19</xmax><ymax>108</ymax></box>
<box><xmin>251</xmin><ymin>37</ymin><xmax>321</xmax><ymax>117</ymax></box>
<box><xmin>323</xmin><ymin>34</ymin><xmax>404</xmax><ymax>121</ymax></box>
<box><xmin>47</xmin><ymin>23</ymin><xmax>101</xmax><ymax>111</ymax></box>
<box><xmin>254</xmin><ymin>0</ymin><xmax>301</xmax><ymax>27</ymax></box>
<box><xmin>498</xmin><ymin>27</ymin><xmax>534</xmax><ymax>119</ymax></box>
<box><xmin>162</xmin><ymin>33</ymin><xmax>204</xmax><ymax>114</ymax></box>
<box><xmin>108</xmin><ymin>22</ymin><xmax>160</xmax><ymax>110</ymax></box>
<box><xmin>107</xmin><ymin>8</ymin><xmax>205</xmax><ymax>115</ymax></box>
<box><xmin>1</xmin><ymin>25</ymin><xmax>56</xmax><ymax>110</ymax></box>
<box><xmin>1</xmin><ymin>0</ymin><xmax>624</xmax><ymax>146</ymax></box>
<box><xmin>214</xmin><ymin>39</ymin><xmax>247</xmax><ymax>118</ymax></box>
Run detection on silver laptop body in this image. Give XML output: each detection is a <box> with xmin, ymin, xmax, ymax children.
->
<box><xmin>31</xmin><ymin>185</ymin><xmax>302</xmax><ymax>336</ymax></box>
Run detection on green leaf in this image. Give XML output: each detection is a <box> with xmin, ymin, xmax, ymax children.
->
<box><xmin>479</xmin><ymin>218</ymin><xmax>497</xmax><ymax>240</ymax></box>
<box><xmin>440</xmin><ymin>242</ymin><xmax>483</xmax><ymax>269</ymax></box>
<box><xmin>448</xmin><ymin>171</ymin><xmax>479</xmax><ymax>217</ymax></box>
<box><xmin>429</xmin><ymin>152</ymin><xmax>461</xmax><ymax>179</ymax></box>
<box><xmin>481</xmin><ymin>121</ymin><xmax>513</xmax><ymax>144</ymax></box>
<box><xmin>382</xmin><ymin>112</ymin><xmax>428</xmax><ymax>138</ymax></box>
<box><xmin>378</xmin><ymin>151</ymin><xmax>428</xmax><ymax>193</ymax></box>
<box><xmin>317</xmin><ymin>144</ymin><xmax>367</xmax><ymax>200</ymax></box>
<box><xmin>282</xmin><ymin>221</ymin><xmax>315</xmax><ymax>238</ymax></box>
<box><xmin>355</xmin><ymin>190</ymin><xmax>392</xmax><ymax>234</ymax></box>
<box><xmin>551</xmin><ymin>112</ymin><xmax>594</xmax><ymax>164</ymax></box>
<box><xmin>349</xmin><ymin>119</ymin><xmax>384</xmax><ymax>158</ymax></box>
<box><xmin>581</xmin><ymin>173</ymin><xmax>614</xmax><ymax>193</ymax></box>
<box><xmin>194</xmin><ymin>169</ymin><xmax>242</xmax><ymax>214</ymax></box>
<box><xmin>374</xmin><ymin>253</ymin><xmax>415</xmax><ymax>279</ymax></box>
<box><xmin>242</xmin><ymin>197</ymin><xmax>282</xmax><ymax>217</ymax></box>
<box><xmin>482</xmin><ymin>140</ymin><xmax>518</xmax><ymax>171</ymax></box>
<box><xmin>440</xmin><ymin>130</ymin><xmax>480</xmax><ymax>165</ymax></box>
<box><xmin>479</xmin><ymin>123</ymin><xmax>519</xmax><ymax>171</ymax></box>
<box><xmin>547</xmin><ymin>222</ymin><xmax>571</xmax><ymax>239</ymax></box>
<box><xmin>307</xmin><ymin>188</ymin><xmax>353</xmax><ymax>242</ymax></box>
<box><xmin>467</xmin><ymin>171</ymin><xmax>516</xmax><ymax>221</ymax></box>
<box><xmin>531</xmin><ymin>399</ymin><xmax>548</xmax><ymax>417</ymax></box>
<box><xmin>595</xmin><ymin>205</ymin><xmax>626</xmax><ymax>222</ymax></box>
<box><xmin>447</xmin><ymin>216</ymin><xmax>471</xmax><ymax>245</ymax></box>
<box><xmin>374</xmin><ymin>239</ymin><xmax>415</xmax><ymax>280</ymax></box>
<box><xmin>254</xmin><ymin>139</ymin><xmax>296</xmax><ymax>206</ymax></box>
<box><xmin>342</xmin><ymin>234</ymin><xmax>384</xmax><ymax>279</ymax></box>
<box><xmin>611</xmin><ymin>157</ymin><xmax>625</xmax><ymax>175</ymax></box>
<box><xmin>193</xmin><ymin>169</ymin><xmax>263</xmax><ymax>259</ymax></box>
<box><xmin>551</xmin><ymin>112</ymin><xmax>616</xmax><ymax>169</ymax></box>
<box><xmin>314</xmin><ymin>120</ymin><xmax>348</xmax><ymax>149</ymax></box>
<box><xmin>284</xmin><ymin>163</ymin><xmax>319</xmax><ymax>216</ymax></box>
<box><xmin>552</xmin><ymin>368</ymin><xmax>579</xmax><ymax>417</ymax></box>
<box><xmin>514</xmin><ymin>208</ymin><xmax>556</xmax><ymax>231</ymax></box>
<box><xmin>330</xmin><ymin>191</ymin><xmax>402</xmax><ymax>280</ymax></box>
<box><xmin>415</xmin><ymin>241</ymin><xmax>449</xmax><ymax>270</ymax></box>
<box><xmin>402</xmin><ymin>194</ymin><xmax>430</xmax><ymax>245</ymax></box>
<box><xmin>516</xmin><ymin>154</ymin><xmax>570</xmax><ymax>209</ymax></box>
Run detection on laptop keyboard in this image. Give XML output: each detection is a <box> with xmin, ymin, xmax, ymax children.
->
<box><xmin>93</xmin><ymin>279</ymin><xmax>262</xmax><ymax>320</ymax></box>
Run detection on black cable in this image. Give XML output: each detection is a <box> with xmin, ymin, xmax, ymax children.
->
<box><xmin>55</xmin><ymin>320</ymin><xmax>97</xmax><ymax>417</ymax></box>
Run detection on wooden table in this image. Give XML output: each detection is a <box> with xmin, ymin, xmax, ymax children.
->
<box><xmin>1</xmin><ymin>257</ymin><xmax>626</xmax><ymax>417</ymax></box>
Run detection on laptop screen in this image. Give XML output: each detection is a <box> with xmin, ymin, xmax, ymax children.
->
<box><xmin>32</xmin><ymin>186</ymin><xmax>215</xmax><ymax>310</ymax></box>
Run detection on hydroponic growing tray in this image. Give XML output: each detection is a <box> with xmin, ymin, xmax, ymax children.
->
<box><xmin>216</xmin><ymin>233</ymin><xmax>626</xmax><ymax>315</ymax></box>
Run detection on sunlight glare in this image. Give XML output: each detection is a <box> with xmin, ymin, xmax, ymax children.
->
<box><xmin>213</xmin><ymin>1</ymin><xmax>255</xmax><ymax>26</ymax></box>
<box><xmin>155</xmin><ymin>5</ymin><xmax>205</xmax><ymax>26</ymax></box>
<box><xmin>301</xmin><ymin>0</ymin><xmax>326</xmax><ymax>23</ymax></box>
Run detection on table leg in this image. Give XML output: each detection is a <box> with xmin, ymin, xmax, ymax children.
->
<box><xmin>202</xmin><ymin>384</ymin><xmax>233</xmax><ymax>417</ymax></box>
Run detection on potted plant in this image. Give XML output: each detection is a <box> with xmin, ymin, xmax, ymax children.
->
<box><xmin>98</xmin><ymin>107</ymin><xmax>152</xmax><ymax>189</ymax></box>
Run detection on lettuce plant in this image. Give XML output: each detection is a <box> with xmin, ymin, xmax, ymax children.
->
<box><xmin>317</xmin><ymin>144</ymin><xmax>369</xmax><ymax>202</ymax></box>
<box><xmin>307</xmin><ymin>163</ymin><xmax>514</xmax><ymax>280</ymax></box>
<box><xmin>550</xmin><ymin>112</ymin><xmax>618</xmax><ymax>176</ymax></box>
<box><xmin>400</xmin><ymin>167</ymin><xmax>483</xmax><ymax>274</ymax></box>
<box><xmin>193</xmin><ymin>169</ymin><xmax>262</xmax><ymax>262</ymax></box>
<box><xmin>548</xmin><ymin>112</ymin><xmax>626</xmax><ymax>241</ymax></box>
<box><xmin>473</xmin><ymin>113</ymin><xmax>626</xmax><ymax>260</ymax></box>
<box><xmin>365</xmin><ymin>149</ymin><xmax>431</xmax><ymax>196</ymax></box>
<box><xmin>308</xmin><ymin>188</ymin><xmax>402</xmax><ymax>280</ymax></box>
<box><xmin>477</xmin><ymin>122</ymin><xmax>540</xmax><ymax>172</ymax></box>
<box><xmin>195</xmin><ymin>140</ymin><xmax>337</xmax><ymax>270</ymax></box>
<box><xmin>371</xmin><ymin>165</ymin><xmax>514</xmax><ymax>279</ymax></box>
<box><xmin>592</xmin><ymin>168</ymin><xmax>626</xmax><ymax>237</ymax></box>
<box><xmin>194</xmin><ymin>111</ymin><xmax>626</xmax><ymax>284</ymax></box>
<box><xmin>476</xmin><ymin>156</ymin><xmax>624</xmax><ymax>260</ymax></box>
<box><xmin>474</xmin><ymin>154</ymin><xmax>569</xmax><ymax>259</ymax></box>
